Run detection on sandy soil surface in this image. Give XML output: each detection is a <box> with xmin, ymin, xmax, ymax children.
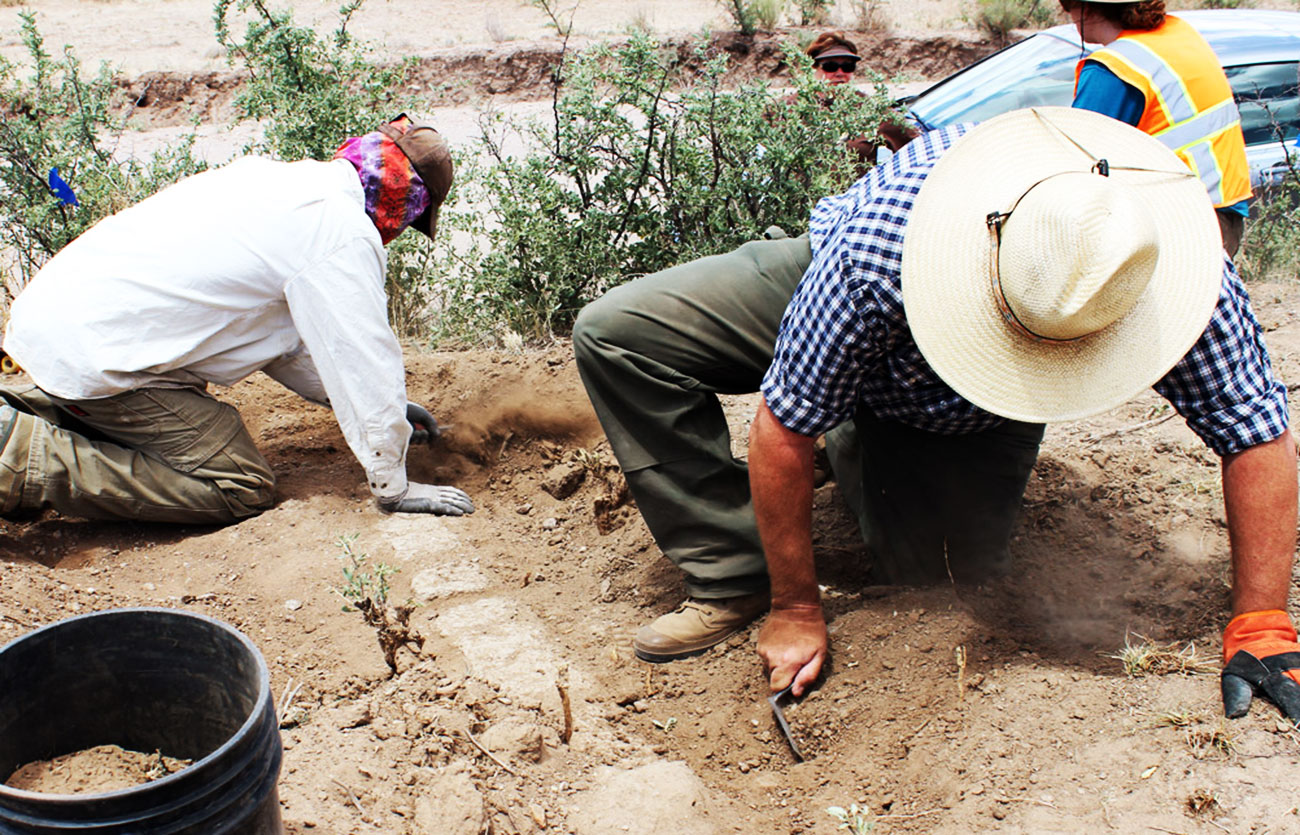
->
<box><xmin>4</xmin><ymin>1</ymin><xmax>1300</xmax><ymax>834</ymax></box>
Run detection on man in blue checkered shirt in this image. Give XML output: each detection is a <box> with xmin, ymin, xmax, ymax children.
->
<box><xmin>574</xmin><ymin>107</ymin><xmax>1300</xmax><ymax>725</ymax></box>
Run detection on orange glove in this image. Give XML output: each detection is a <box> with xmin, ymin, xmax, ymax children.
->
<box><xmin>1221</xmin><ymin>610</ymin><xmax>1300</xmax><ymax>724</ymax></box>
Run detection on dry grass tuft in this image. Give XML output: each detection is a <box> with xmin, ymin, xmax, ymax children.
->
<box><xmin>1109</xmin><ymin>633</ymin><xmax>1217</xmax><ymax>678</ymax></box>
<box><xmin>851</xmin><ymin>0</ymin><xmax>890</xmax><ymax>32</ymax></box>
<box><xmin>1185</xmin><ymin>787</ymin><xmax>1221</xmax><ymax>817</ymax></box>
<box><xmin>1156</xmin><ymin>711</ymin><xmax>1238</xmax><ymax>759</ymax></box>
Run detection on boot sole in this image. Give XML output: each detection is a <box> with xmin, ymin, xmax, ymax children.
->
<box><xmin>633</xmin><ymin>645</ymin><xmax>714</xmax><ymax>663</ymax></box>
<box><xmin>633</xmin><ymin>626</ymin><xmax>749</xmax><ymax>663</ymax></box>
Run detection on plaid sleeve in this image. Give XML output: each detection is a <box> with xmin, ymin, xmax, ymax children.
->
<box><xmin>1154</xmin><ymin>259</ymin><xmax>1289</xmax><ymax>456</ymax></box>
<box><xmin>761</xmin><ymin>124</ymin><xmax>966</xmax><ymax>437</ymax></box>
<box><xmin>760</xmin><ymin>235</ymin><xmax>891</xmax><ymax>437</ymax></box>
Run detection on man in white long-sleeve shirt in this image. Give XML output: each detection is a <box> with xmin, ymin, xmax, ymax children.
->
<box><xmin>0</xmin><ymin>114</ymin><xmax>474</xmax><ymax>523</ymax></box>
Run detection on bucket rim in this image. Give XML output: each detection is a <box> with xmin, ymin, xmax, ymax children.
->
<box><xmin>0</xmin><ymin>606</ymin><xmax>273</xmax><ymax>804</ymax></box>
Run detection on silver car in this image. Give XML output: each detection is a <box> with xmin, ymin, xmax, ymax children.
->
<box><xmin>900</xmin><ymin>9</ymin><xmax>1300</xmax><ymax>195</ymax></box>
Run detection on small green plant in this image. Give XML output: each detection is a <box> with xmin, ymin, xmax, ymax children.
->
<box><xmin>826</xmin><ymin>803</ymin><xmax>875</xmax><ymax>834</ymax></box>
<box><xmin>573</xmin><ymin>446</ymin><xmax>606</xmax><ymax>473</ymax></box>
<box><xmin>335</xmin><ymin>532</ymin><xmax>395</xmax><ymax>608</ymax></box>
<box><xmin>794</xmin><ymin>0</ymin><xmax>832</xmax><ymax>26</ymax></box>
<box><xmin>749</xmin><ymin>0</ymin><xmax>785</xmax><ymax>30</ymax></box>
<box><xmin>333</xmin><ymin>533</ymin><xmax>421</xmax><ymax>675</ymax></box>
<box><xmin>718</xmin><ymin>0</ymin><xmax>784</xmax><ymax>34</ymax></box>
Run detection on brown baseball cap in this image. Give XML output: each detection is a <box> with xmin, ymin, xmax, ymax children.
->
<box><xmin>378</xmin><ymin>114</ymin><xmax>453</xmax><ymax>240</ymax></box>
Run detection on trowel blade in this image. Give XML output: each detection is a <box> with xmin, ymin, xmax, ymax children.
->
<box><xmin>767</xmin><ymin>684</ymin><xmax>804</xmax><ymax>761</ymax></box>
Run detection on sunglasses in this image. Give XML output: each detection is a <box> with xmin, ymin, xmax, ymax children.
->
<box><xmin>816</xmin><ymin>60</ymin><xmax>858</xmax><ymax>74</ymax></box>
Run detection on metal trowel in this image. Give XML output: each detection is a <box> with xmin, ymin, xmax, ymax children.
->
<box><xmin>767</xmin><ymin>684</ymin><xmax>804</xmax><ymax>761</ymax></box>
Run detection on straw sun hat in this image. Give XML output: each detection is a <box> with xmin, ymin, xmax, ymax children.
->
<box><xmin>901</xmin><ymin>106</ymin><xmax>1223</xmax><ymax>424</ymax></box>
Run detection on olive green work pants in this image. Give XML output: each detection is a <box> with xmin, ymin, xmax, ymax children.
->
<box><xmin>0</xmin><ymin>383</ymin><xmax>275</xmax><ymax>524</ymax></box>
<box><xmin>572</xmin><ymin>234</ymin><xmax>1044</xmax><ymax>597</ymax></box>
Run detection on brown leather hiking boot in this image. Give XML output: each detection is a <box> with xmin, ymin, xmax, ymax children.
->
<box><xmin>633</xmin><ymin>593</ymin><xmax>770</xmax><ymax>663</ymax></box>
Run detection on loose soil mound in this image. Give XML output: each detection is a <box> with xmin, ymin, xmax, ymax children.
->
<box><xmin>7</xmin><ymin>745</ymin><xmax>192</xmax><ymax>794</ymax></box>
<box><xmin>3</xmin><ymin>300</ymin><xmax>1300</xmax><ymax>832</ymax></box>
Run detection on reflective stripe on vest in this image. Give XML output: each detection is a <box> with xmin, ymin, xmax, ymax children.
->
<box><xmin>1082</xmin><ymin>17</ymin><xmax>1251</xmax><ymax>207</ymax></box>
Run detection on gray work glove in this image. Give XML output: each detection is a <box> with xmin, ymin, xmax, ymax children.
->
<box><xmin>377</xmin><ymin>483</ymin><xmax>474</xmax><ymax>516</ymax></box>
<box><xmin>406</xmin><ymin>401</ymin><xmax>440</xmax><ymax>444</ymax></box>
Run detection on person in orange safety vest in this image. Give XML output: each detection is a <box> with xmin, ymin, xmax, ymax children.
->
<box><xmin>1060</xmin><ymin>0</ymin><xmax>1251</xmax><ymax>256</ymax></box>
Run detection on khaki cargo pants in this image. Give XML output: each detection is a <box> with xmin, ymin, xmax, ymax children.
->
<box><xmin>572</xmin><ymin>233</ymin><xmax>1043</xmax><ymax>596</ymax></box>
<box><xmin>0</xmin><ymin>383</ymin><xmax>275</xmax><ymax>524</ymax></box>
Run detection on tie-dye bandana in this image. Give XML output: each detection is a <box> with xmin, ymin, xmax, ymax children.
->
<box><xmin>332</xmin><ymin>130</ymin><xmax>431</xmax><ymax>245</ymax></box>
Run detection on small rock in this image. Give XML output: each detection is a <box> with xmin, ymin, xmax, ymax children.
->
<box><xmin>541</xmin><ymin>461</ymin><xmax>586</xmax><ymax>500</ymax></box>
<box><xmin>517</xmin><ymin>503</ymin><xmax>533</xmax><ymax>515</ymax></box>
<box><xmin>335</xmin><ymin>702</ymin><xmax>371</xmax><ymax>730</ymax></box>
<box><xmin>285</xmin><ymin>599</ymin><xmax>303</xmax><ymax>611</ymax></box>
<box><xmin>542</xmin><ymin>517</ymin><xmax>559</xmax><ymax>530</ymax></box>
<box><xmin>480</xmin><ymin>720</ymin><xmax>545</xmax><ymax>764</ymax></box>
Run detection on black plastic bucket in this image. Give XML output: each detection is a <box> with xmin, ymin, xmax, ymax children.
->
<box><xmin>0</xmin><ymin>607</ymin><xmax>283</xmax><ymax>834</ymax></box>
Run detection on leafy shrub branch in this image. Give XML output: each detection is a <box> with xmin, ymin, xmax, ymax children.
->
<box><xmin>0</xmin><ymin>12</ymin><xmax>205</xmax><ymax>301</ymax></box>
<box><xmin>214</xmin><ymin>0</ymin><xmax>413</xmax><ymax>162</ymax></box>
<box><xmin>430</xmin><ymin>35</ymin><xmax>897</xmax><ymax>342</ymax></box>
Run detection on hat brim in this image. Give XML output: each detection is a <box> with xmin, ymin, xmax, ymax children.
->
<box><xmin>380</xmin><ymin>117</ymin><xmax>452</xmax><ymax>241</ymax></box>
<box><xmin>901</xmin><ymin>107</ymin><xmax>1223</xmax><ymax>423</ymax></box>
<box><xmin>409</xmin><ymin>201</ymin><xmax>441</xmax><ymax>240</ymax></box>
<box><xmin>812</xmin><ymin>46</ymin><xmax>861</xmax><ymax>62</ymax></box>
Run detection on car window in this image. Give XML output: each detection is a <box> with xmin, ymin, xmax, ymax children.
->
<box><xmin>907</xmin><ymin>33</ymin><xmax>1082</xmax><ymax>129</ymax></box>
<box><xmin>1228</xmin><ymin>62</ymin><xmax>1300</xmax><ymax>147</ymax></box>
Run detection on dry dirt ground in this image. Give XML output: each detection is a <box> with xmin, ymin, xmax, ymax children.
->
<box><xmin>4</xmin><ymin>1</ymin><xmax>1300</xmax><ymax>834</ymax></box>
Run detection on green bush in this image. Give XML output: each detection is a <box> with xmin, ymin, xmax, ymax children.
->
<box><xmin>214</xmin><ymin>0</ymin><xmax>413</xmax><ymax>162</ymax></box>
<box><xmin>1239</xmin><ymin>163</ymin><xmax>1300</xmax><ymax>283</ymax></box>
<box><xmin>973</xmin><ymin>0</ymin><xmax>1060</xmax><ymax>39</ymax></box>
<box><xmin>0</xmin><ymin>13</ymin><xmax>206</xmax><ymax>297</ymax></box>
<box><xmin>428</xmin><ymin>35</ymin><xmax>896</xmax><ymax>342</ymax></box>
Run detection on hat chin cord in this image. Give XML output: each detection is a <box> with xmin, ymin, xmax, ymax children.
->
<box><xmin>985</xmin><ymin>167</ymin><xmax>1161</xmax><ymax>344</ymax></box>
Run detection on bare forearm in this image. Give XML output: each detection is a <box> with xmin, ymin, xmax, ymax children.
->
<box><xmin>1222</xmin><ymin>431</ymin><xmax>1297</xmax><ymax>615</ymax></box>
<box><xmin>748</xmin><ymin>403</ymin><xmax>819</xmax><ymax>608</ymax></box>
